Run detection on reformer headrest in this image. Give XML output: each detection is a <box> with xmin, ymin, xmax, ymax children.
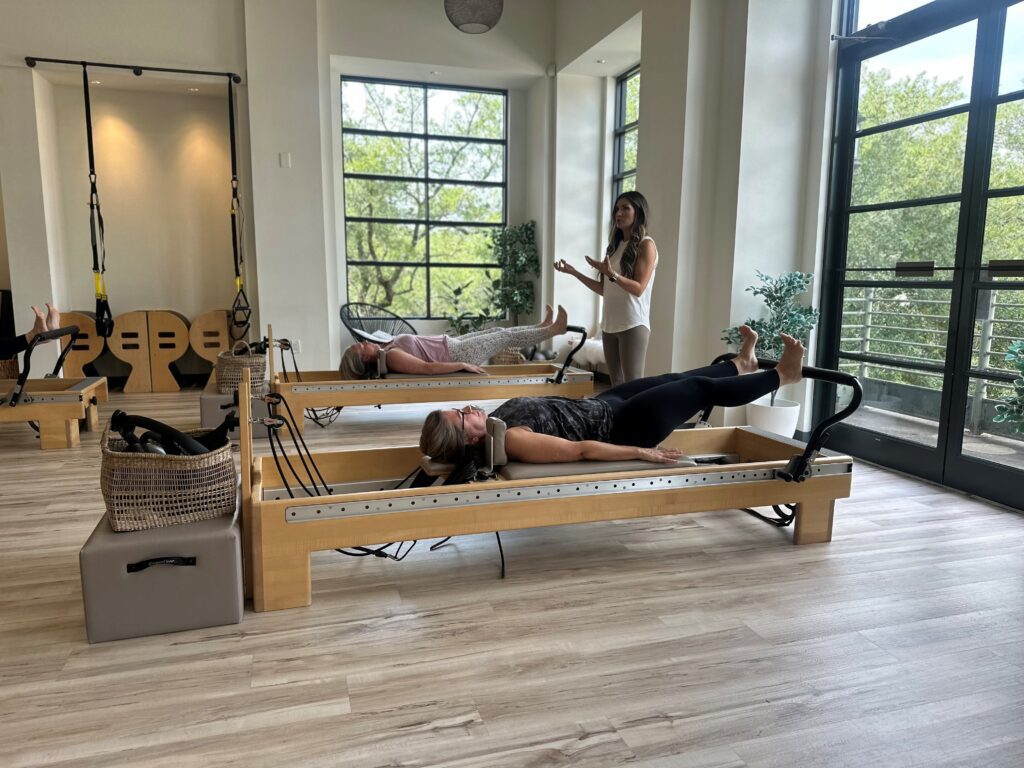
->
<box><xmin>485</xmin><ymin>417</ymin><xmax>507</xmax><ymax>468</ymax></box>
<box><xmin>376</xmin><ymin>347</ymin><xmax>388</xmax><ymax>378</ymax></box>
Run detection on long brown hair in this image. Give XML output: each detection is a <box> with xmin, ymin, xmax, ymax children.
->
<box><xmin>604</xmin><ymin>191</ymin><xmax>650</xmax><ymax>280</ymax></box>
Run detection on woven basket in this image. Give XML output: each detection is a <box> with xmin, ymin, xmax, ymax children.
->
<box><xmin>215</xmin><ymin>341</ymin><xmax>267</xmax><ymax>395</ymax></box>
<box><xmin>101</xmin><ymin>427</ymin><xmax>238</xmax><ymax>532</ymax></box>
<box><xmin>0</xmin><ymin>357</ymin><xmax>18</xmax><ymax>379</ymax></box>
<box><xmin>489</xmin><ymin>346</ymin><xmax>527</xmax><ymax>366</ymax></box>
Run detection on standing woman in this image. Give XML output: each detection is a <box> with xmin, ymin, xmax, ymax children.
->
<box><xmin>554</xmin><ymin>191</ymin><xmax>657</xmax><ymax>385</ymax></box>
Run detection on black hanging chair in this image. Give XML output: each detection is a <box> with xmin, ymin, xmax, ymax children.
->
<box><xmin>340</xmin><ymin>303</ymin><xmax>417</xmax><ymax>345</ymax></box>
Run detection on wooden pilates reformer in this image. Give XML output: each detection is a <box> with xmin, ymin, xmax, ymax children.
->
<box><xmin>0</xmin><ymin>326</ymin><xmax>108</xmax><ymax>449</ymax></box>
<box><xmin>265</xmin><ymin>325</ymin><xmax>595</xmax><ymax>432</ymax></box>
<box><xmin>237</xmin><ymin>360</ymin><xmax>863</xmax><ymax>612</ymax></box>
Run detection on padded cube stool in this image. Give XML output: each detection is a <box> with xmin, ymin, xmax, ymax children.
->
<box><xmin>80</xmin><ymin>513</ymin><xmax>243</xmax><ymax>643</ymax></box>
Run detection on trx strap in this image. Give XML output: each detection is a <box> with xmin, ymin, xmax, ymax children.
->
<box><xmin>82</xmin><ymin>64</ymin><xmax>114</xmax><ymax>338</ymax></box>
<box><xmin>227</xmin><ymin>76</ymin><xmax>251</xmax><ymax>341</ymax></box>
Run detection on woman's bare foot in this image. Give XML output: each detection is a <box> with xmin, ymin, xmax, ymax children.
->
<box><xmin>539</xmin><ymin>304</ymin><xmax>554</xmax><ymax>327</ymax></box>
<box><xmin>45</xmin><ymin>303</ymin><xmax>61</xmax><ymax>331</ymax></box>
<box><xmin>734</xmin><ymin>324</ymin><xmax>759</xmax><ymax>373</ymax></box>
<box><xmin>550</xmin><ymin>305</ymin><xmax>569</xmax><ymax>335</ymax></box>
<box><xmin>26</xmin><ymin>306</ymin><xmax>47</xmax><ymax>343</ymax></box>
<box><xmin>775</xmin><ymin>333</ymin><xmax>805</xmax><ymax>386</ymax></box>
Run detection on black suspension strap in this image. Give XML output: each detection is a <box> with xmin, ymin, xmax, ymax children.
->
<box><xmin>275</xmin><ymin>338</ymin><xmax>343</xmax><ymax>427</ymax></box>
<box><xmin>82</xmin><ymin>64</ymin><xmax>114</xmax><ymax>338</ymax></box>
<box><xmin>227</xmin><ymin>76</ymin><xmax>251</xmax><ymax>341</ymax></box>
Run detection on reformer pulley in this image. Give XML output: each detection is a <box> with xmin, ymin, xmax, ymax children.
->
<box><xmin>81</xmin><ymin>64</ymin><xmax>114</xmax><ymax>338</ymax></box>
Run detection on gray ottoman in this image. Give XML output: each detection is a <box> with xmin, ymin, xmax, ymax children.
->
<box><xmin>79</xmin><ymin>513</ymin><xmax>243</xmax><ymax>643</ymax></box>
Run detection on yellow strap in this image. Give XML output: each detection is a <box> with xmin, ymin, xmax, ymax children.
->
<box><xmin>93</xmin><ymin>272</ymin><xmax>108</xmax><ymax>300</ymax></box>
<box><xmin>235</xmin><ymin>276</ymin><xmax>244</xmax><ymax>292</ymax></box>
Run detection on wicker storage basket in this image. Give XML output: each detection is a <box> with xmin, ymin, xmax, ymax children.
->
<box><xmin>214</xmin><ymin>341</ymin><xmax>267</xmax><ymax>395</ymax></box>
<box><xmin>101</xmin><ymin>427</ymin><xmax>238</xmax><ymax>532</ymax></box>
<box><xmin>489</xmin><ymin>346</ymin><xmax>527</xmax><ymax>366</ymax></box>
<box><xmin>0</xmin><ymin>357</ymin><xmax>18</xmax><ymax>379</ymax></box>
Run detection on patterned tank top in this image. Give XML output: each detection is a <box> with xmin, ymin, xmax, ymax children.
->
<box><xmin>489</xmin><ymin>397</ymin><xmax>613</xmax><ymax>442</ymax></box>
<box><xmin>385</xmin><ymin>334</ymin><xmax>452</xmax><ymax>362</ymax></box>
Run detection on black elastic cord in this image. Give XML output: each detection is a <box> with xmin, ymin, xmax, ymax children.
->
<box><xmin>277</xmin><ymin>341</ymin><xmax>342</xmax><ymax>427</ymax></box>
<box><xmin>82</xmin><ymin>64</ymin><xmax>113</xmax><ymax>338</ymax></box>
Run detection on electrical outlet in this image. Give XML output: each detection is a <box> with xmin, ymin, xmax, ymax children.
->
<box><xmin>291</xmin><ymin>338</ymin><xmax>302</xmax><ymax>353</ymax></box>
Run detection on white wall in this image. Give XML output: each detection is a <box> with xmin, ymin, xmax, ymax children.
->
<box><xmin>51</xmin><ymin>86</ymin><xmax>236</xmax><ymax>318</ymax></box>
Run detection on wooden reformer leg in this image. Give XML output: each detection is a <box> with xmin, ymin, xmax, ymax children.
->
<box><xmin>793</xmin><ymin>497</ymin><xmax>835</xmax><ymax>544</ymax></box>
<box><xmin>38</xmin><ymin>418</ymin><xmax>80</xmax><ymax>450</ymax></box>
<box><xmin>253</xmin><ymin>548</ymin><xmax>313</xmax><ymax>612</ymax></box>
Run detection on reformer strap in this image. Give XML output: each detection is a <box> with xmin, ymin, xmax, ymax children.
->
<box><xmin>82</xmin><ymin>64</ymin><xmax>114</xmax><ymax>338</ymax></box>
<box><xmin>227</xmin><ymin>76</ymin><xmax>251</xmax><ymax>341</ymax></box>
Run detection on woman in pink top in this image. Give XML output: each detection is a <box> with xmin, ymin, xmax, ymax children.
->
<box><xmin>339</xmin><ymin>305</ymin><xmax>569</xmax><ymax>379</ymax></box>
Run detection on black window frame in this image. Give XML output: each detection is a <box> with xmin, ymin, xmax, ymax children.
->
<box><xmin>613</xmin><ymin>66</ymin><xmax>640</xmax><ymax>199</ymax></box>
<box><xmin>339</xmin><ymin>75</ymin><xmax>509</xmax><ymax>320</ymax></box>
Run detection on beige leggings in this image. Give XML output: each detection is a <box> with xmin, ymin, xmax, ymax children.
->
<box><xmin>602</xmin><ymin>325</ymin><xmax>651</xmax><ymax>386</ymax></box>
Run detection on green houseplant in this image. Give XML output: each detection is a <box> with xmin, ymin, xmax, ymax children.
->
<box><xmin>722</xmin><ymin>271</ymin><xmax>819</xmax><ymax>436</ymax></box>
<box><xmin>993</xmin><ymin>341</ymin><xmax>1024</xmax><ymax>435</ymax></box>
<box><xmin>489</xmin><ymin>220</ymin><xmax>539</xmax><ymax>326</ymax></box>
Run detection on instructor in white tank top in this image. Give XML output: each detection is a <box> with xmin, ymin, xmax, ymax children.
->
<box><xmin>555</xmin><ymin>191</ymin><xmax>658</xmax><ymax>385</ymax></box>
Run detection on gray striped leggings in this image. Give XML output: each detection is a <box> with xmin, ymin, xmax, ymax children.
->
<box><xmin>446</xmin><ymin>323</ymin><xmax>554</xmax><ymax>365</ymax></box>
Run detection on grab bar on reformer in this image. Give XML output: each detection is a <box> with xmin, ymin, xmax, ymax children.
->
<box><xmin>548</xmin><ymin>325</ymin><xmax>588</xmax><ymax>385</ymax></box>
<box><xmin>698</xmin><ymin>352</ymin><xmax>864</xmax><ymax>483</ymax></box>
<box><xmin>7</xmin><ymin>326</ymin><xmax>81</xmax><ymax>407</ymax></box>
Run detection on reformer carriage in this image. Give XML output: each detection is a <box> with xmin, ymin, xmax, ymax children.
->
<box><xmin>0</xmin><ymin>326</ymin><xmax>108</xmax><ymax>449</ymax></box>
<box><xmin>237</xmin><ymin>361</ymin><xmax>863</xmax><ymax>612</ymax></box>
<box><xmin>266</xmin><ymin>325</ymin><xmax>595</xmax><ymax>432</ymax></box>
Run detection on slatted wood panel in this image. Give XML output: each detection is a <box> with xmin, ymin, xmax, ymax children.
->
<box><xmin>0</xmin><ymin>390</ymin><xmax>1022</xmax><ymax>766</ymax></box>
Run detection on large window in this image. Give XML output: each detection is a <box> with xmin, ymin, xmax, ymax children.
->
<box><xmin>818</xmin><ymin>0</ymin><xmax>1024</xmax><ymax>509</ymax></box>
<box><xmin>340</xmin><ymin>77</ymin><xmax>507</xmax><ymax>319</ymax></box>
<box><xmin>613</xmin><ymin>67</ymin><xmax>640</xmax><ymax>198</ymax></box>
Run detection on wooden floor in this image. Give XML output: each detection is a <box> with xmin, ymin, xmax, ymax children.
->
<box><xmin>1</xmin><ymin>388</ymin><xmax>1023</xmax><ymax>767</ymax></box>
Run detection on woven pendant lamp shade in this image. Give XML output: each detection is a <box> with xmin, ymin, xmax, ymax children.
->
<box><xmin>444</xmin><ymin>0</ymin><xmax>503</xmax><ymax>34</ymax></box>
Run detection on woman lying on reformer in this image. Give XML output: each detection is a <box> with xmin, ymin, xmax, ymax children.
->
<box><xmin>420</xmin><ymin>326</ymin><xmax>805</xmax><ymax>465</ymax></box>
<box><xmin>0</xmin><ymin>303</ymin><xmax>61</xmax><ymax>360</ymax></box>
<box><xmin>339</xmin><ymin>305</ymin><xmax>570</xmax><ymax>379</ymax></box>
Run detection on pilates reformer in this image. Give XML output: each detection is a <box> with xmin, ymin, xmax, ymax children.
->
<box><xmin>236</xmin><ymin>360</ymin><xmax>862</xmax><ymax>612</ymax></box>
<box><xmin>266</xmin><ymin>325</ymin><xmax>595</xmax><ymax>432</ymax></box>
<box><xmin>0</xmin><ymin>326</ymin><xmax>109</xmax><ymax>449</ymax></box>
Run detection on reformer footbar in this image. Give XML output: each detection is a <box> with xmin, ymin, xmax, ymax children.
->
<box><xmin>4</xmin><ymin>326</ymin><xmax>82</xmax><ymax>408</ymax></box>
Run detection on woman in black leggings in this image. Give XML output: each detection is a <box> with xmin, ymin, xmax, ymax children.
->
<box><xmin>419</xmin><ymin>327</ymin><xmax>805</xmax><ymax>464</ymax></box>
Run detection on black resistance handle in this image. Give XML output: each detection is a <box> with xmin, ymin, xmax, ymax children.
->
<box><xmin>550</xmin><ymin>325</ymin><xmax>588</xmax><ymax>384</ymax></box>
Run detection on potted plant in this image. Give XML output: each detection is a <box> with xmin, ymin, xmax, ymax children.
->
<box><xmin>722</xmin><ymin>271</ymin><xmax>819</xmax><ymax>437</ymax></box>
<box><xmin>489</xmin><ymin>220</ymin><xmax>539</xmax><ymax>327</ymax></box>
<box><xmin>993</xmin><ymin>340</ymin><xmax>1024</xmax><ymax>434</ymax></box>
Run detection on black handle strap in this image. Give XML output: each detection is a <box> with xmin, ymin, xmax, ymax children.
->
<box><xmin>126</xmin><ymin>556</ymin><xmax>196</xmax><ymax>573</ymax></box>
<box><xmin>110</xmin><ymin>409</ymin><xmax>210</xmax><ymax>455</ymax></box>
<box><xmin>7</xmin><ymin>326</ymin><xmax>80</xmax><ymax>407</ymax></box>
<box><xmin>227</xmin><ymin>76</ymin><xmax>251</xmax><ymax>342</ymax></box>
<box><xmin>82</xmin><ymin>64</ymin><xmax>114</xmax><ymax>338</ymax></box>
<box><xmin>700</xmin><ymin>352</ymin><xmax>864</xmax><ymax>482</ymax></box>
<box><xmin>549</xmin><ymin>325</ymin><xmax>588</xmax><ymax>384</ymax></box>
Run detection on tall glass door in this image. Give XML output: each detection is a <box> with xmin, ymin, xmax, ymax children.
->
<box><xmin>818</xmin><ymin>0</ymin><xmax>1024</xmax><ymax>508</ymax></box>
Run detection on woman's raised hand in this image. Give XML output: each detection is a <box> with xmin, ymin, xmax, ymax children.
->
<box><xmin>584</xmin><ymin>254</ymin><xmax>612</xmax><ymax>277</ymax></box>
<box><xmin>635</xmin><ymin>446</ymin><xmax>685</xmax><ymax>464</ymax></box>
<box><xmin>554</xmin><ymin>258</ymin><xmax>578</xmax><ymax>277</ymax></box>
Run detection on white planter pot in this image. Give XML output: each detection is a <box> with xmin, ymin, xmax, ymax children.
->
<box><xmin>745</xmin><ymin>395</ymin><xmax>800</xmax><ymax>438</ymax></box>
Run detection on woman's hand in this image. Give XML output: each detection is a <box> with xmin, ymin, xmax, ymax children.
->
<box><xmin>635</xmin><ymin>446</ymin><xmax>686</xmax><ymax>464</ymax></box>
<box><xmin>584</xmin><ymin>254</ymin><xmax>613</xmax><ymax>278</ymax></box>
<box><xmin>554</xmin><ymin>258</ymin><xmax>580</xmax><ymax>277</ymax></box>
<box><xmin>461</xmin><ymin>363</ymin><xmax>488</xmax><ymax>374</ymax></box>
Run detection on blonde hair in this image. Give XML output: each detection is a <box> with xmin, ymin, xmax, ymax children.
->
<box><xmin>339</xmin><ymin>347</ymin><xmax>367</xmax><ymax>380</ymax></box>
<box><xmin>420</xmin><ymin>410</ymin><xmax>465</xmax><ymax>463</ymax></box>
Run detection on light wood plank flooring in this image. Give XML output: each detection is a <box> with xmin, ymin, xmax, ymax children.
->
<box><xmin>1</xmin><ymin>388</ymin><xmax>1023</xmax><ymax>767</ymax></box>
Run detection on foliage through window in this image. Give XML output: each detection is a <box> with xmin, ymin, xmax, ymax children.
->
<box><xmin>613</xmin><ymin>68</ymin><xmax>640</xmax><ymax>198</ymax></box>
<box><xmin>340</xmin><ymin>77</ymin><xmax>507</xmax><ymax>319</ymax></box>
